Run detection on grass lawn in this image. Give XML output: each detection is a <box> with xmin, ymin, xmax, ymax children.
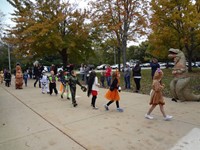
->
<box><xmin>96</xmin><ymin>68</ymin><xmax>200</xmax><ymax>99</ymax></box>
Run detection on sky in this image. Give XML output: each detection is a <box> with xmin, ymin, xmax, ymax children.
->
<box><xmin>0</xmin><ymin>0</ymin><xmax>15</xmax><ymax>27</ymax></box>
<box><xmin>0</xmin><ymin>0</ymin><xmax>88</xmax><ymax>27</ymax></box>
<box><xmin>0</xmin><ymin>0</ymin><xmax>140</xmax><ymax>46</ymax></box>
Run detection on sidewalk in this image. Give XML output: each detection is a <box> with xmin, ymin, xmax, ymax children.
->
<box><xmin>0</xmin><ymin>78</ymin><xmax>200</xmax><ymax>150</ymax></box>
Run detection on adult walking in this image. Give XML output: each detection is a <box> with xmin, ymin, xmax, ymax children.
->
<box><xmin>34</xmin><ymin>64</ymin><xmax>41</xmax><ymax>88</ymax></box>
<box><xmin>79</xmin><ymin>63</ymin><xmax>85</xmax><ymax>81</ymax></box>
<box><xmin>105</xmin><ymin>65</ymin><xmax>112</xmax><ymax>87</ymax></box>
<box><xmin>132</xmin><ymin>61</ymin><xmax>141</xmax><ymax>93</ymax></box>
<box><xmin>150</xmin><ymin>58</ymin><xmax>160</xmax><ymax>79</ymax></box>
<box><xmin>123</xmin><ymin>63</ymin><xmax>131</xmax><ymax>89</ymax></box>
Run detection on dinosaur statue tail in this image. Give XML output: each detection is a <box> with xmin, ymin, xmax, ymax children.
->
<box><xmin>176</xmin><ymin>77</ymin><xmax>200</xmax><ymax>102</ymax></box>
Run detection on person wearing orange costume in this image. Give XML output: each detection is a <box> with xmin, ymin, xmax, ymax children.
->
<box><xmin>104</xmin><ymin>72</ymin><xmax>123</xmax><ymax>112</ymax></box>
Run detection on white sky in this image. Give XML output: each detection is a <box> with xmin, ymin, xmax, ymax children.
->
<box><xmin>0</xmin><ymin>0</ymin><xmax>140</xmax><ymax>46</ymax></box>
<box><xmin>0</xmin><ymin>0</ymin><xmax>88</xmax><ymax>26</ymax></box>
<box><xmin>0</xmin><ymin>0</ymin><xmax>15</xmax><ymax>26</ymax></box>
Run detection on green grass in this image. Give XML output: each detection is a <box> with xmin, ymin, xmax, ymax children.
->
<box><xmin>96</xmin><ymin>68</ymin><xmax>200</xmax><ymax>98</ymax></box>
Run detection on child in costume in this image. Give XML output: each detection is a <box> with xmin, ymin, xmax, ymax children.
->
<box><xmin>60</xmin><ymin>71</ymin><xmax>70</xmax><ymax>100</ymax></box>
<box><xmin>68</xmin><ymin>70</ymin><xmax>86</xmax><ymax>107</ymax></box>
<box><xmin>40</xmin><ymin>70</ymin><xmax>49</xmax><ymax>94</ymax></box>
<box><xmin>15</xmin><ymin>64</ymin><xmax>23</xmax><ymax>89</ymax></box>
<box><xmin>0</xmin><ymin>70</ymin><xmax>4</xmax><ymax>84</ymax></box>
<box><xmin>145</xmin><ymin>68</ymin><xmax>173</xmax><ymax>121</ymax></box>
<box><xmin>104</xmin><ymin>72</ymin><xmax>123</xmax><ymax>112</ymax></box>
<box><xmin>48</xmin><ymin>71</ymin><xmax>58</xmax><ymax>95</ymax></box>
<box><xmin>4</xmin><ymin>70</ymin><xmax>11</xmax><ymax>87</ymax></box>
<box><xmin>23</xmin><ymin>70</ymin><xmax>29</xmax><ymax>87</ymax></box>
<box><xmin>87</xmin><ymin>71</ymin><xmax>100</xmax><ymax>109</ymax></box>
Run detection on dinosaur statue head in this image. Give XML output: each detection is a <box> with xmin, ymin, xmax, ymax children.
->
<box><xmin>168</xmin><ymin>48</ymin><xmax>184</xmax><ymax>64</ymax></box>
<box><xmin>168</xmin><ymin>48</ymin><xmax>180</xmax><ymax>57</ymax></box>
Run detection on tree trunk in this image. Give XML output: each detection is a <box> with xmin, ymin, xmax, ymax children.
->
<box><xmin>185</xmin><ymin>45</ymin><xmax>193</xmax><ymax>72</ymax></box>
<box><xmin>59</xmin><ymin>48</ymin><xmax>68</xmax><ymax>70</ymax></box>
<box><xmin>117</xmin><ymin>47</ymin><xmax>121</xmax><ymax>72</ymax></box>
<box><xmin>122</xmin><ymin>40</ymin><xmax>127</xmax><ymax>70</ymax></box>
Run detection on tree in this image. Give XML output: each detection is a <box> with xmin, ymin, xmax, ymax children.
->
<box><xmin>127</xmin><ymin>41</ymin><xmax>149</xmax><ymax>62</ymax></box>
<box><xmin>5</xmin><ymin>0</ymin><xmax>94</xmax><ymax>68</ymax></box>
<box><xmin>149</xmin><ymin>0</ymin><xmax>200</xmax><ymax>72</ymax></box>
<box><xmin>89</xmin><ymin>0</ymin><xmax>149</xmax><ymax>71</ymax></box>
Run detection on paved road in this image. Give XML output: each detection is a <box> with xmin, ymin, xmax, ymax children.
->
<box><xmin>0</xmin><ymin>78</ymin><xmax>200</xmax><ymax>150</ymax></box>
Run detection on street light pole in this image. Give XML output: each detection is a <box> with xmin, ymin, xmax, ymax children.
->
<box><xmin>3</xmin><ymin>33</ymin><xmax>11</xmax><ymax>72</ymax></box>
<box><xmin>8</xmin><ymin>45</ymin><xmax>11</xmax><ymax>72</ymax></box>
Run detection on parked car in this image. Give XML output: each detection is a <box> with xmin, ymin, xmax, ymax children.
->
<box><xmin>111</xmin><ymin>64</ymin><xmax>118</xmax><ymax>69</ymax></box>
<box><xmin>111</xmin><ymin>64</ymin><xmax>123</xmax><ymax>69</ymax></box>
<box><xmin>159</xmin><ymin>62</ymin><xmax>167</xmax><ymax>67</ymax></box>
<box><xmin>43</xmin><ymin>66</ymin><xmax>49</xmax><ymax>72</ymax></box>
<box><xmin>186</xmin><ymin>62</ymin><xmax>199</xmax><ymax>67</ymax></box>
<box><xmin>166</xmin><ymin>62</ymin><xmax>174</xmax><ymax>68</ymax></box>
<box><xmin>96</xmin><ymin>64</ymin><xmax>107</xmax><ymax>70</ymax></box>
<box><xmin>196</xmin><ymin>61</ymin><xmax>200</xmax><ymax>67</ymax></box>
<box><xmin>141</xmin><ymin>63</ymin><xmax>150</xmax><ymax>67</ymax></box>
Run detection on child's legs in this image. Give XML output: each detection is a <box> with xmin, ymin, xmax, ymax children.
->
<box><xmin>61</xmin><ymin>85</ymin><xmax>66</xmax><ymax>95</ymax></box>
<box><xmin>24</xmin><ymin>79</ymin><xmax>27</xmax><ymax>86</ymax></box>
<box><xmin>41</xmin><ymin>84</ymin><xmax>45</xmax><ymax>92</ymax></box>
<box><xmin>53</xmin><ymin>83</ymin><xmax>58</xmax><ymax>94</ymax></box>
<box><xmin>45</xmin><ymin>84</ymin><xmax>49</xmax><ymax>92</ymax></box>
<box><xmin>66</xmin><ymin>85</ymin><xmax>70</xmax><ymax>97</ymax></box>
<box><xmin>147</xmin><ymin>105</ymin><xmax>156</xmax><ymax>115</ymax></box>
<box><xmin>91</xmin><ymin>96</ymin><xmax>97</xmax><ymax>107</ymax></box>
<box><xmin>38</xmin><ymin>79</ymin><xmax>41</xmax><ymax>88</ymax></box>
<box><xmin>159</xmin><ymin>104</ymin><xmax>166</xmax><ymax>117</ymax></box>
<box><xmin>6</xmin><ymin>81</ymin><xmax>9</xmax><ymax>87</ymax></box>
<box><xmin>116</xmin><ymin>101</ymin><xmax>119</xmax><ymax>108</ymax></box>
<box><xmin>107</xmin><ymin>100</ymin><xmax>114</xmax><ymax>106</ymax></box>
<box><xmin>70</xmin><ymin>87</ymin><xmax>76</xmax><ymax>104</ymax></box>
<box><xmin>49</xmin><ymin>83</ymin><xmax>53</xmax><ymax>94</ymax></box>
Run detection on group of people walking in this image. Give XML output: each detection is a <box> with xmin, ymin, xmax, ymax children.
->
<box><xmin>0</xmin><ymin>59</ymin><xmax>173</xmax><ymax>121</ymax></box>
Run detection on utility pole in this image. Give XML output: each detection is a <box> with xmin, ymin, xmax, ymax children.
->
<box><xmin>3</xmin><ymin>33</ymin><xmax>11</xmax><ymax>72</ymax></box>
<box><xmin>8</xmin><ymin>45</ymin><xmax>11</xmax><ymax>72</ymax></box>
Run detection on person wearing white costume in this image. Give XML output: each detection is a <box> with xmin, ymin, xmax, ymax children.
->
<box><xmin>40</xmin><ymin>70</ymin><xmax>49</xmax><ymax>94</ymax></box>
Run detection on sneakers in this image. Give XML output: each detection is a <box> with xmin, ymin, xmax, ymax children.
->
<box><xmin>104</xmin><ymin>104</ymin><xmax>109</xmax><ymax>111</ymax></box>
<box><xmin>117</xmin><ymin>108</ymin><xmax>124</xmax><ymax>112</ymax></box>
<box><xmin>164</xmin><ymin>115</ymin><xmax>173</xmax><ymax>121</ymax></box>
<box><xmin>145</xmin><ymin>114</ymin><xmax>173</xmax><ymax>121</ymax></box>
<box><xmin>73</xmin><ymin>103</ymin><xmax>78</xmax><ymax>107</ymax></box>
<box><xmin>93</xmin><ymin>106</ymin><xmax>98</xmax><ymax>110</ymax></box>
<box><xmin>145</xmin><ymin>114</ymin><xmax>154</xmax><ymax>120</ymax></box>
<box><xmin>61</xmin><ymin>95</ymin><xmax>63</xmax><ymax>99</ymax></box>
